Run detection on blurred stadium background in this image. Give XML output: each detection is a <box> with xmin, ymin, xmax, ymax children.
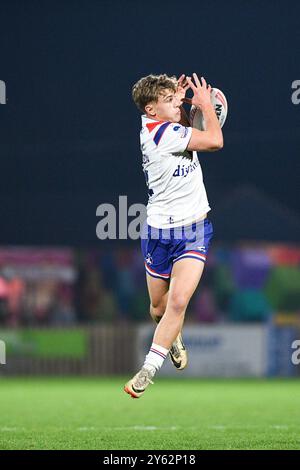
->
<box><xmin>0</xmin><ymin>229</ymin><xmax>299</xmax><ymax>378</ymax></box>
<box><xmin>0</xmin><ymin>0</ymin><xmax>299</xmax><ymax>450</ymax></box>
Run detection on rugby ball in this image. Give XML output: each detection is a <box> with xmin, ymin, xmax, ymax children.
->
<box><xmin>189</xmin><ymin>87</ymin><xmax>228</xmax><ymax>130</ymax></box>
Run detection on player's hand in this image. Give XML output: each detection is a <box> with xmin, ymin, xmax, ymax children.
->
<box><xmin>183</xmin><ymin>73</ymin><xmax>212</xmax><ymax>110</ymax></box>
<box><xmin>175</xmin><ymin>74</ymin><xmax>190</xmax><ymax>104</ymax></box>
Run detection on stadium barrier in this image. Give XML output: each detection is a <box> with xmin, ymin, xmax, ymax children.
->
<box><xmin>0</xmin><ymin>324</ymin><xmax>299</xmax><ymax>377</ymax></box>
<box><xmin>136</xmin><ymin>324</ymin><xmax>300</xmax><ymax>377</ymax></box>
<box><xmin>0</xmin><ymin>325</ymin><xmax>136</xmax><ymax>376</ymax></box>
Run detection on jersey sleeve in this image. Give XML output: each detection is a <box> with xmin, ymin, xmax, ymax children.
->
<box><xmin>154</xmin><ymin>122</ymin><xmax>192</xmax><ymax>154</ymax></box>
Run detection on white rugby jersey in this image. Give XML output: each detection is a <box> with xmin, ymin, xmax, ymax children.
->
<box><xmin>140</xmin><ymin>115</ymin><xmax>211</xmax><ymax>228</ymax></box>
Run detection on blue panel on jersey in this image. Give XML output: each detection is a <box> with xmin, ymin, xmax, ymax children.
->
<box><xmin>153</xmin><ymin>122</ymin><xmax>170</xmax><ymax>145</ymax></box>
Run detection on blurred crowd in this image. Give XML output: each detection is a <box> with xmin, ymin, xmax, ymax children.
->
<box><xmin>0</xmin><ymin>244</ymin><xmax>300</xmax><ymax>327</ymax></box>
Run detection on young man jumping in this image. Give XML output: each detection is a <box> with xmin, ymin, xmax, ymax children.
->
<box><xmin>124</xmin><ymin>72</ymin><xmax>223</xmax><ymax>398</ymax></box>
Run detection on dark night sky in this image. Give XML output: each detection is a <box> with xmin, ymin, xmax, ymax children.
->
<box><xmin>0</xmin><ymin>0</ymin><xmax>299</xmax><ymax>245</ymax></box>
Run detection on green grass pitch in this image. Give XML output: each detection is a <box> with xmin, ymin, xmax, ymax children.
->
<box><xmin>0</xmin><ymin>377</ymin><xmax>299</xmax><ymax>450</ymax></box>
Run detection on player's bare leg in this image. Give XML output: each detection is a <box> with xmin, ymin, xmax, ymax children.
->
<box><xmin>124</xmin><ymin>259</ymin><xmax>204</xmax><ymax>398</ymax></box>
<box><xmin>146</xmin><ymin>274</ymin><xmax>188</xmax><ymax>370</ymax></box>
<box><xmin>147</xmin><ymin>274</ymin><xmax>169</xmax><ymax>324</ymax></box>
<box><xmin>153</xmin><ymin>258</ymin><xmax>204</xmax><ymax>349</ymax></box>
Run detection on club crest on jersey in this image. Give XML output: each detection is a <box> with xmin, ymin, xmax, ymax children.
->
<box><xmin>172</xmin><ymin>124</ymin><xmax>188</xmax><ymax>138</ymax></box>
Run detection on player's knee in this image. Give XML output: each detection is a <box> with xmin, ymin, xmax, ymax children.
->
<box><xmin>150</xmin><ymin>302</ymin><xmax>165</xmax><ymax>318</ymax></box>
<box><xmin>168</xmin><ymin>293</ymin><xmax>188</xmax><ymax>315</ymax></box>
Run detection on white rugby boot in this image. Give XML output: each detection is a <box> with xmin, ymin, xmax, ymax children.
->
<box><xmin>169</xmin><ymin>333</ymin><xmax>188</xmax><ymax>370</ymax></box>
<box><xmin>124</xmin><ymin>366</ymin><xmax>155</xmax><ymax>399</ymax></box>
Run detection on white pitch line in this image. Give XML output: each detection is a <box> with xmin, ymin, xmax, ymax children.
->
<box><xmin>77</xmin><ymin>427</ymin><xmax>96</xmax><ymax>431</ymax></box>
<box><xmin>1</xmin><ymin>424</ymin><xmax>293</xmax><ymax>433</ymax></box>
<box><xmin>209</xmin><ymin>424</ymin><xmax>291</xmax><ymax>431</ymax></box>
<box><xmin>209</xmin><ymin>425</ymin><xmax>227</xmax><ymax>430</ymax></box>
<box><xmin>270</xmin><ymin>425</ymin><xmax>289</xmax><ymax>430</ymax></box>
<box><xmin>77</xmin><ymin>426</ymin><xmax>179</xmax><ymax>432</ymax></box>
<box><xmin>0</xmin><ymin>427</ymin><xmax>25</xmax><ymax>432</ymax></box>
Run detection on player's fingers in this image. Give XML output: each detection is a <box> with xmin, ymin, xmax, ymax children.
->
<box><xmin>186</xmin><ymin>76</ymin><xmax>196</xmax><ymax>92</ymax></box>
<box><xmin>178</xmin><ymin>74</ymin><xmax>185</xmax><ymax>84</ymax></box>
<box><xmin>200</xmin><ymin>76</ymin><xmax>207</xmax><ymax>88</ymax></box>
<box><xmin>192</xmin><ymin>73</ymin><xmax>202</xmax><ymax>88</ymax></box>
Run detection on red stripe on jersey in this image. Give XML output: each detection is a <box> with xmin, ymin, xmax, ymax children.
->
<box><xmin>146</xmin><ymin>121</ymin><xmax>164</xmax><ymax>132</ymax></box>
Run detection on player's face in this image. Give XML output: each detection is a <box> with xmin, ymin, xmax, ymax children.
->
<box><xmin>146</xmin><ymin>89</ymin><xmax>181</xmax><ymax>122</ymax></box>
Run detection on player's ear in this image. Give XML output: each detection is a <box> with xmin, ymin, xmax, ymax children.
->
<box><xmin>145</xmin><ymin>102</ymin><xmax>156</xmax><ymax>117</ymax></box>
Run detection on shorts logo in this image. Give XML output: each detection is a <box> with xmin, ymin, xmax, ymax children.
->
<box><xmin>197</xmin><ymin>246</ymin><xmax>206</xmax><ymax>252</ymax></box>
<box><xmin>145</xmin><ymin>253</ymin><xmax>153</xmax><ymax>265</ymax></box>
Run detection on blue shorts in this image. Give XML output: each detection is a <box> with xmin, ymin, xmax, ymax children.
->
<box><xmin>141</xmin><ymin>218</ymin><xmax>214</xmax><ymax>280</ymax></box>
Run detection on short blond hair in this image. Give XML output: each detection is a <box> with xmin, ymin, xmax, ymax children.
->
<box><xmin>132</xmin><ymin>74</ymin><xmax>177</xmax><ymax>112</ymax></box>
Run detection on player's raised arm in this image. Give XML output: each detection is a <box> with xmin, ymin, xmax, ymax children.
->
<box><xmin>185</xmin><ymin>74</ymin><xmax>223</xmax><ymax>152</ymax></box>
